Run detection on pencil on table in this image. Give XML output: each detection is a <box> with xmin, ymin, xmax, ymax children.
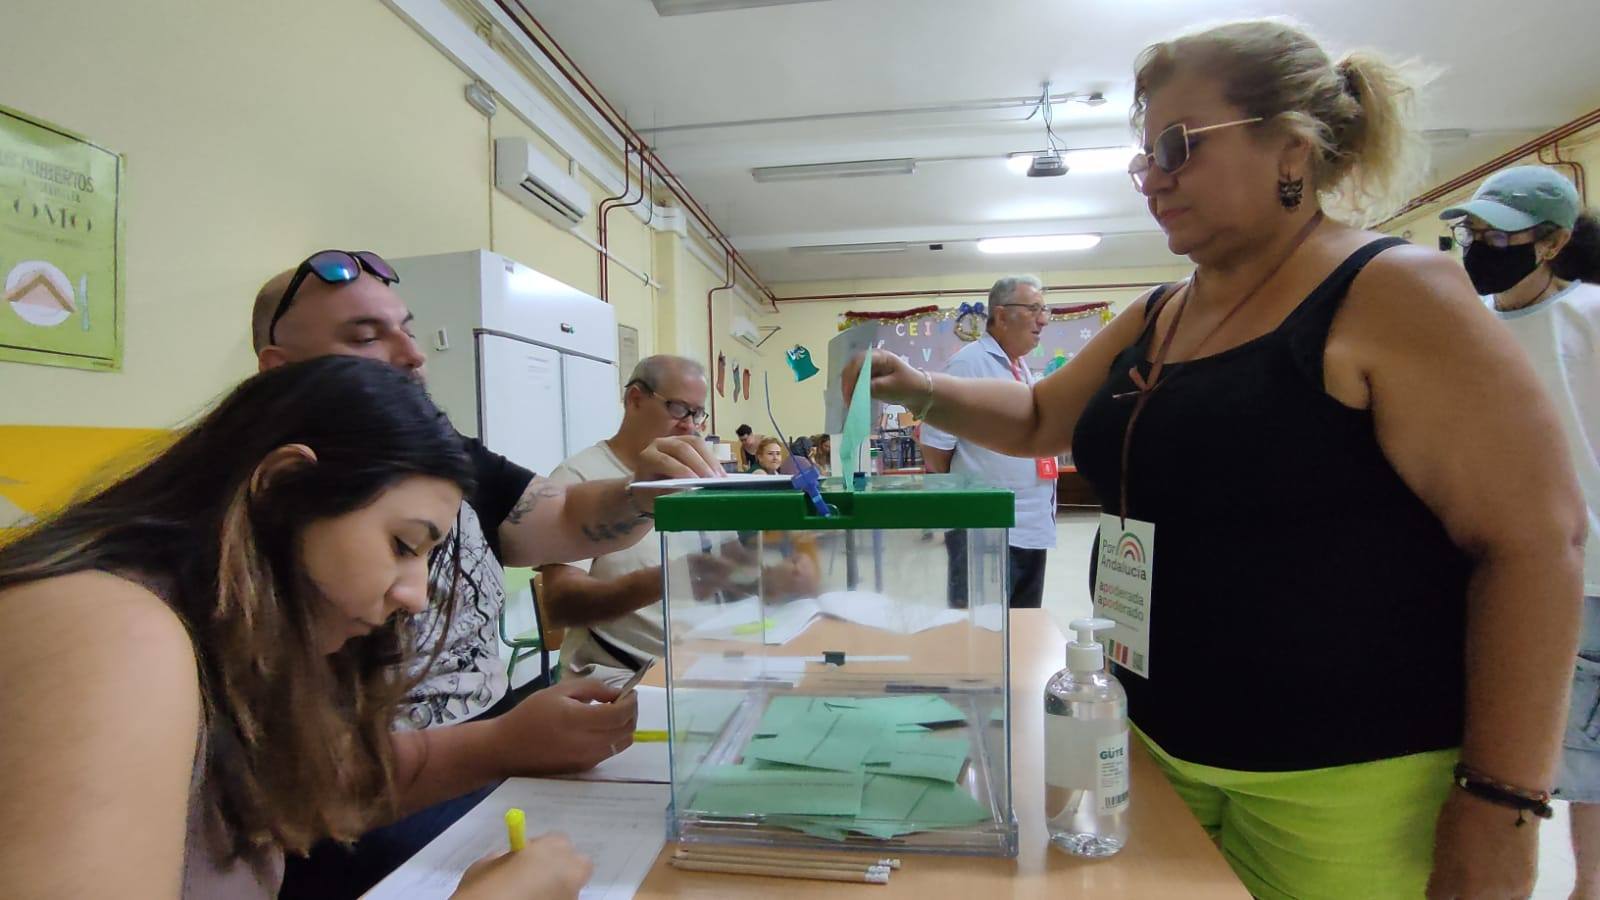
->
<box><xmin>670</xmin><ymin>858</ymin><xmax>889</xmax><ymax>884</ymax></box>
<box><xmin>675</xmin><ymin>850</ymin><xmax>888</xmax><ymax>874</ymax></box>
<box><xmin>675</xmin><ymin>846</ymin><xmax>902</xmax><ymax>869</ymax></box>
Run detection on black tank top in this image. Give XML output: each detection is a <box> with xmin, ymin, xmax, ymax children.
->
<box><xmin>1073</xmin><ymin>238</ymin><xmax>1470</xmax><ymax>771</ymax></box>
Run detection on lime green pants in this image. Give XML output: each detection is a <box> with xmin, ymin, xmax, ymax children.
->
<box><xmin>1138</xmin><ymin>727</ymin><xmax>1457</xmax><ymax>900</ymax></box>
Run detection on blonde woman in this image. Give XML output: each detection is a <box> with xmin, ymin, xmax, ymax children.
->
<box><xmin>846</xmin><ymin>21</ymin><xmax>1582</xmax><ymax>899</ymax></box>
<box><xmin>754</xmin><ymin>436</ymin><xmax>787</xmax><ymax>475</ymax></box>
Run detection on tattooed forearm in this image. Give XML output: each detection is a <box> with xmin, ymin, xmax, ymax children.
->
<box><xmin>505</xmin><ymin>477</ymin><xmax>564</xmax><ymax>525</ymax></box>
<box><xmin>581</xmin><ymin>516</ymin><xmax>650</xmax><ymax>543</ymax></box>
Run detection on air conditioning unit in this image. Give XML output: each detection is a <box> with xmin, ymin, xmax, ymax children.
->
<box><xmin>493</xmin><ymin>138</ymin><xmax>590</xmax><ymax>229</ymax></box>
<box><xmin>730</xmin><ymin>314</ymin><xmax>761</xmax><ymax>348</ymax></box>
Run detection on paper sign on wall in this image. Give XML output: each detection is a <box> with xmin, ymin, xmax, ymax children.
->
<box><xmin>0</xmin><ymin>104</ymin><xmax>125</xmax><ymax>371</ymax></box>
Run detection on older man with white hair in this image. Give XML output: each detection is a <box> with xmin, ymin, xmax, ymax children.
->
<box><xmin>920</xmin><ymin>275</ymin><xmax>1057</xmax><ymax>608</ymax></box>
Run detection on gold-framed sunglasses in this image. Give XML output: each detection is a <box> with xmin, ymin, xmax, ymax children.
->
<box><xmin>1129</xmin><ymin>117</ymin><xmax>1264</xmax><ymax>190</ymax></box>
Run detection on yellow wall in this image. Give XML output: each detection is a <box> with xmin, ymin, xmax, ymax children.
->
<box><xmin>0</xmin><ymin>0</ymin><xmax>675</xmax><ymax>432</ymax></box>
<box><xmin>0</xmin><ymin>425</ymin><xmax>169</xmax><ymax>534</ymax></box>
<box><xmin>760</xmin><ymin>264</ymin><xmax>1193</xmax><ymax>435</ymax></box>
<box><xmin>0</xmin><ymin>0</ymin><xmax>749</xmax><ymax>520</ymax></box>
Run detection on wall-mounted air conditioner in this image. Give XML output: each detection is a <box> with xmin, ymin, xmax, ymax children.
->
<box><xmin>494</xmin><ymin>138</ymin><xmax>590</xmax><ymax>229</ymax></box>
<box><xmin>730</xmin><ymin>314</ymin><xmax>761</xmax><ymax>349</ymax></box>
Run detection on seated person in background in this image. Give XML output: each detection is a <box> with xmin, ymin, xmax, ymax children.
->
<box><xmin>754</xmin><ymin>436</ymin><xmax>787</xmax><ymax>474</ymax></box>
<box><xmin>735</xmin><ymin>423</ymin><xmax>760</xmax><ymax>472</ymax></box>
<box><xmin>251</xmin><ymin>251</ymin><xmax>720</xmax><ymax>897</ymax></box>
<box><xmin>543</xmin><ymin>355</ymin><xmax>711</xmax><ymax>684</ymax></box>
<box><xmin>809</xmin><ymin>433</ymin><xmax>832</xmax><ymax>475</ymax></box>
<box><xmin>0</xmin><ymin>357</ymin><xmax>588</xmax><ymax>900</ymax></box>
<box><xmin>544</xmin><ymin>359</ymin><xmax>821</xmax><ymax>686</ymax></box>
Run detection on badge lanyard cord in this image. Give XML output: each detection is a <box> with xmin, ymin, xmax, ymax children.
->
<box><xmin>1114</xmin><ymin>211</ymin><xmax>1325</xmax><ymax>528</ymax></box>
<box><xmin>1006</xmin><ymin>355</ymin><xmax>1058</xmax><ymax>509</ymax></box>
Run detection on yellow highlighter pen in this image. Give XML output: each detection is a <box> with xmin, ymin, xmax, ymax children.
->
<box><xmin>505</xmin><ymin>807</ymin><xmax>526</xmax><ymax>852</ymax></box>
<box><xmin>632</xmin><ymin>730</ymin><xmax>670</xmax><ymax>742</ymax></box>
<box><xmin>732</xmin><ymin>618</ymin><xmax>776</xmax><ymax>635</ymax></box>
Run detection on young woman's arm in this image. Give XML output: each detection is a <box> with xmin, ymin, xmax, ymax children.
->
<box><xmin>0</xmin><ymin>572</ymin><xmax>202</xmax><ymax>899</ymax></box>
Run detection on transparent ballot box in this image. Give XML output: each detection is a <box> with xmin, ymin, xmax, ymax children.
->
<box><xmin>653</xmin><ymin>476</ymin><xmax>1017</xmax><ymax>857</ymax></box>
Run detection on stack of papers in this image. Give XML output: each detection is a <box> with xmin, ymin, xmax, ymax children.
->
<box><xmin>683</xmin><ymin>694</ymin><xmax>990</xmax><ymax>841</ymax></box>
<box><xmin>367</xmin><ymin>779</ymin><xmax>669</xmax><ymax>900</ymax></box>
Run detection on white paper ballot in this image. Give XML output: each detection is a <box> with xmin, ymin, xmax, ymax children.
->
<box><xmin>366</xmin><ymin>779</ymin><xmax>669</xmax><ymax>900</ymax></box>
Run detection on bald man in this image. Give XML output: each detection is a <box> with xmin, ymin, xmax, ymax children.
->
<box><xmin>253</xmin><ymin>250</ymin><xmax>719</xmax><ymax>898</ymax></box>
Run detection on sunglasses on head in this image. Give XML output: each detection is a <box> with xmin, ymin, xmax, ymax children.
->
<box><xmin>1129</xmin><ymin>117</ymin><xmax>1264</xmax><ymax>190</ymax></box>
<box><xmin>266</xmin><ymin>250</ymin><xmax>399</xmax><ymax>345</ymax></box>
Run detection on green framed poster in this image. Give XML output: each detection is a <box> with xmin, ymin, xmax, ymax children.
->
<box><xmin>0</xmin><ymin>104</ymin><xmax>124</xmax><ymax>370</ymax></box>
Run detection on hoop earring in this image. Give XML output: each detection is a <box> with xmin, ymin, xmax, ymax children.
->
<box><xmin>1278</xmin><ymin>175</ymin><xmax>1304</xmax><ymax>210</ymax></box>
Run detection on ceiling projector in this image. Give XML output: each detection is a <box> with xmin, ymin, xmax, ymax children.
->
<box><xmin>1026</xmin><ymin>153</ymin><xmax>1068</xmax><ymax>178</ymax></box>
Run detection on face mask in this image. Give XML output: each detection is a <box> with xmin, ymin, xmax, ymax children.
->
<box><xmin>1463</xmin><ymin>241</ymin><xmax>1540</xmax><ymax>296</ymax></box>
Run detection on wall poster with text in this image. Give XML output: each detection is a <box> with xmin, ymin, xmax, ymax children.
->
<box><xmin>0</xmin><ymin>104</ymin><xmax>125</xmax><ymax>371</ymax></box>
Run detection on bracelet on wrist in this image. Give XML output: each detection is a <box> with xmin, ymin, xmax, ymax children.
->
<box><xmin>1453</xmin><ymin>763</ymin><xmax>1553</xmax><ymax>827</ymax></box>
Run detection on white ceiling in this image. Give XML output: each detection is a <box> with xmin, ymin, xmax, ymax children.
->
<box><xmin>517</xmin><ymin>0</ymin><xmax>1600</xmax><ymax>285</ymax></box>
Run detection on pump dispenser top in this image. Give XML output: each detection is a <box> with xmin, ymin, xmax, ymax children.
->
<box><xmin>1067</xmin><ymin>617</ymin><xmax>1115</xmax><ymax>673</ymax></box>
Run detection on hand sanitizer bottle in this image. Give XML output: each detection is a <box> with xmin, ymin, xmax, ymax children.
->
<box><xmin>1044</xmin><ymin>617</ymin><xmax>1129</xmax><ymax>857</ymax></box>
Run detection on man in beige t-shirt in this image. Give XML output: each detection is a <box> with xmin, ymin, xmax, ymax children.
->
<box><xmin>543</xmin><ymin>355</ymin><xmax>710</xmax><ymax>684</ymax></box>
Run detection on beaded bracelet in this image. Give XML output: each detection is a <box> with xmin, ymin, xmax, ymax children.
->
<box><xmin>1453</xmin><ymin>763</ymin><xmax>1554</xmax><ymax>827</ymax></box>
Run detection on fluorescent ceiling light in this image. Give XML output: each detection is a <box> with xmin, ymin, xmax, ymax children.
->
<box><xmin>977</xmin><ymin>234</ymin><xmax>1101</xmax><ymax>254</ymax></box>
<box><xmin>791</xmin><ymin>241</ymin><xmax>910</xmax><ymax>255</ymax></box>
<box><xmin>1006</xmin><ymin>147</ymin><xmax>1139</xmax><ymax>176</ymax></box>
<box><xmin>651</xmin><ymin>0</ymin><xmax>829</xmax><ymax>15</ymax></box>
<box><xmin>752</xmin><ymin>158</ymin><xmax>916</xmax><ymax>183</ymax></box>
<box><xmin>1065</xmin><ymin>146</ymin><xmax>1140</xmax><ymax>174</ymax></box>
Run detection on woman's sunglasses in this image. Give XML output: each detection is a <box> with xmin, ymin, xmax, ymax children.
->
<box><xmin>1129</xmin><ymin>117</ymin><xmax>1264</xmax><ymax>190</ymax></box>
<box><xmin>266</xmin><ymin>250</ymin><xmax>400</xmax><ymax>345</ymax></box>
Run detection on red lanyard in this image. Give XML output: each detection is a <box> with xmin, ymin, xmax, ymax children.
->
<box><xmin>1115</xmin><ymin>211</ymin><xmax>1324</xmax><ymax>524</ymax></box>
<box><xmin>1006</xmin><ymin>357</ymin><xmax>1030</xmax><ymax>384</ymax></box>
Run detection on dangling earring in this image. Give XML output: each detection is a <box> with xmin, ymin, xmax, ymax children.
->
<box><xmin>1278</xmin><ymin>173</ymin><xmax>1304</xmax><ymax>210</ymax></box>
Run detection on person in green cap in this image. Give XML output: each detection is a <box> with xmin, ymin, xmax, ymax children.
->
<box><xmin>1442</xmin><ymin>164</ymin><xmax>1600</xmax><ymax>898</ymax></box>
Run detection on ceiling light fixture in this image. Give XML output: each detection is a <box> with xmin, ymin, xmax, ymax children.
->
<box><xmin>650</xmin><ymin>0</ymin><xmax>829</xmax><ymax>15</ymax></box>
<box><xmin>751</xmin><ymin>157</ymin><xmax>916</xmax><ymax>183</ymax></box>
<box><xmin>1006</xmin><ymin>146</ymin><xmax>1138</xmax><ymax>177</ymax></box>
<box><xmin>790</xmin><ymin>241</ymin><xmax>910</xmax><ymax>255</ymax></box>
<box><xmin>977</xmin><ymin>234</ymin><xmax>1102</xmax><ymax>254</ymax></box>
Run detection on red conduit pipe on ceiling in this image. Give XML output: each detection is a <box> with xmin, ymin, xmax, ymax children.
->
<box><xmin>595</xmin><ymin>140</ymin><xmax>634</xmax><ymax>302</ymax></box>
<box><xmin>493</xmin><ymin>0</ymin><xmax>780</xmax><ymax>312</ymax></box>
<box><xmin>773</xmin><ymin>281</ymin><xmax>1166</xmax><ymax>303</ymax></box>
<box><xmin>1380</xmin><ymin>107</ymin><xmax>1600</xmax><ymax>227</ymax></box>
<box><xmin>599</xmin><ymin>142</ymin><xmax>647</xmax><ymax>302</ymax></box>
<box><xmin>1537</xmin><ymin>141</ymin><xmax>1587</xmax><ymax>205</ymax></box>
<box><xmin>706</xmin><ymin>248</ymin><xmax>735</xmax><ymax>436</ymax></box>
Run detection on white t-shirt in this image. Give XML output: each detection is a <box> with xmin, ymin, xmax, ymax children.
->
<box><xmin>1491</xmin><ymin>280</ymin><xmax>1600</xmax><ymax>594</ymax></box>
<box><xmin>546</xmin><ymin>442</ymin><xmax>665</xmax><ymax>671</ymax></box>
<box><xmin>919</xmin><ymin>334</ymin><xmax>1058</xmax><ymax>550</ymax></box>
<box><xmin>400</xmin><ymin>500</ymin><xmax>508</xmax><ymax>728</ymax></box>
